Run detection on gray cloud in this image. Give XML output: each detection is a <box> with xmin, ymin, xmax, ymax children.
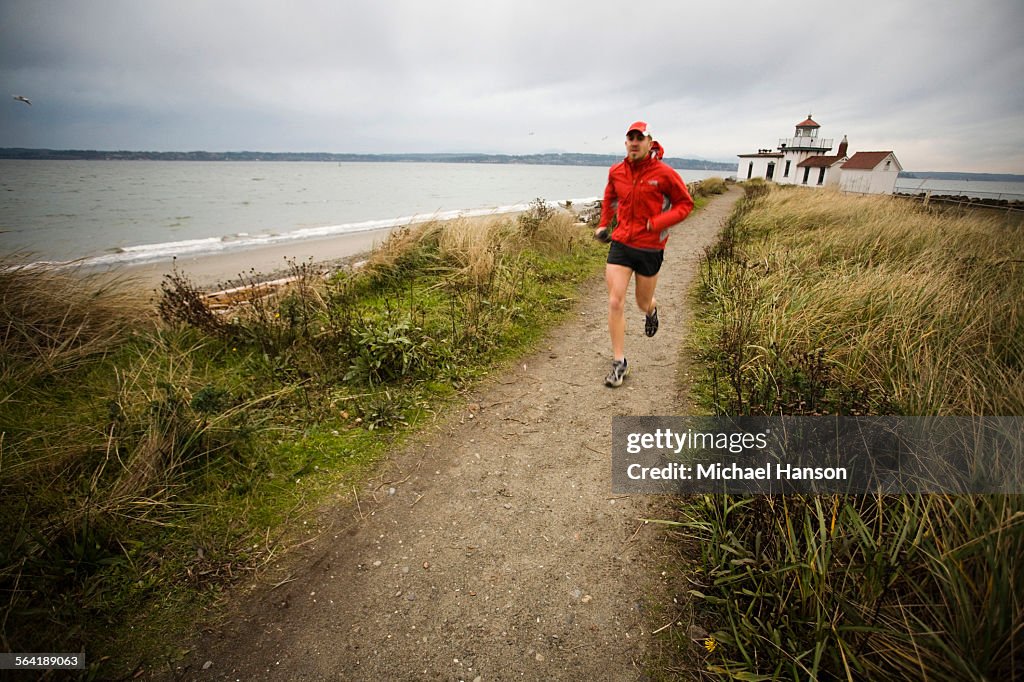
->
<box><xmin>1</xmin><ymin>0</ymin><xmax>1021</xmax><ymax>171</ymax></box>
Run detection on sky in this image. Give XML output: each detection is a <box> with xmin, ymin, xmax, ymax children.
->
<box><xmin>1</xmin><ymin>0</ymin><xmax>1022</xmax><ymax>173</ymax></box>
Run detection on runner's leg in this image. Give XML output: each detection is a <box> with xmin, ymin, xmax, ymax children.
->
<box><xmin>635</xmin><ymin>272</ymin><xmax>658</xmax><ymax>317</ymax></box>
<box><xmin>605</xmin><ymin>263</ymin><xmax>633</xmax><ymax>360</ymax></box>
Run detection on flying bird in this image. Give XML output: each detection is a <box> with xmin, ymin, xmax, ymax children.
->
<box><xmin>12</xmin><ymin>95</ymin><xmax>31</xmax><ymax>106</ymax></box>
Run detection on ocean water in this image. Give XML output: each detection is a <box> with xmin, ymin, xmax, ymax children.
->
<box><xmin>0</xmin><ymin>160</ymin><xmax>727</xmax><ymax>267</ymax></box>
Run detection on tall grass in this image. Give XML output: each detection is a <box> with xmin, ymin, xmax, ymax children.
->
<box><xmin>676</xmin><ymin>184</ymin><xmax>1023</xmax><ymax>680</ymax></box>
<box><xmin>695</xmin><ymin>185</ymin><xmax>1023</xmax><ymax>416</ymax></box>
<box><xmin>1</xmin><ymin>265</ymin><xmax>147</xmax><ymax>389</ymax></box>
<box><xmin>0</xmin><ymin>201</ymin><xmax>602</xmax><ymax>672</ymax></box>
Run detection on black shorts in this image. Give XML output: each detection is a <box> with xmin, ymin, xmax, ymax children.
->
<box><xmin>607</xmin><ymin>240</ymin><xmax>664</xmax><ymax>277</ymax></box>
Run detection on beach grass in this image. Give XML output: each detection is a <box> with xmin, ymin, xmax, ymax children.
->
<box><xmin>670</xmin><ymin>183</ymin><xmax>1023</xmax><ymax>680</ymax></box>
<box><xmin>0</xmin><ymin>200</ymin><xmax>606</xmax><ymax>675</ymax></box>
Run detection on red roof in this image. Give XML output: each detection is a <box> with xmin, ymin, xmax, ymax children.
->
<box><xmin>796</xmin><ymin>117</ymin><xmax>820</xmax><ymax>128</ymax></box>
<box><xmin>842</xmin><ymin>151</ymin><xmax>895</xmax><ymax>170</ymax></box>
<box><xmin>797</xmin><ymin>155</ymin><xmax>844</xmax><ymax>168</ymax></box>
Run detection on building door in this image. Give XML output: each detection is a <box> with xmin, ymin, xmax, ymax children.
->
<box><xmin>766</xmin><ymin>162</ymin><xmax>775</xmax><ymax>180</ymax></box>
<box><xmin>817</xmin><ymin>168</ymin><xmax>826</xmax><ymax>185</ymax></box>
<box><xmin>747</xmin><ymin>162</ymin><xmax>753</xmax><ymax>179</ymax></box>
<box><xmin>802</xmin><ymin>167</ymin><xmax>811</xmax><ymax>185</ymax></box>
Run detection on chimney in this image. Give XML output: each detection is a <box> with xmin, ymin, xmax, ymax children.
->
<box><xmin>837</xmin><ymin>135</ymin><xmax>849</xmax><ymax>158</ymax></box>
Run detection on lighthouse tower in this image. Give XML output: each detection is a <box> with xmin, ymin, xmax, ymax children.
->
<box><xmin>778</xmin><ymin>115</ymin><xmax>834</xmax><ymax>170</ymax></box>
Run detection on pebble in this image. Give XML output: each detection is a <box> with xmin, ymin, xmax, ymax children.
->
<box><xmin>202</xmin><ymin>661</ymin><xmax>212</xmax><ymax>670</ymax></box>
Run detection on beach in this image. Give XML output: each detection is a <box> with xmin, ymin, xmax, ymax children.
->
<box><xmin>110</xmin><ymin>222</ymin><xmax>392</xmax><ymax>291</ymax></box>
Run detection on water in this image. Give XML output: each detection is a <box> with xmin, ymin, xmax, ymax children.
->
<box><xmin>894</xmin><ymin>177</ymin><xmax>1024</xmax><ymax>202</ymax></box>
<box><xmin>0</xmin><ymin>160</ymin><xmax>727</xmax><ymax>267</ymax></box>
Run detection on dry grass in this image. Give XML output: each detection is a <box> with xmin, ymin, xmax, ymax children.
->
<box><xmin>682</xmin><ymin>183</ymin><xmax>1024</xmax><ymax>680</ymax></box>
<box><xmin>703</xmin><ymin>186</ymin><xmax>1023</xmax><ymax>415</ymax></box>
<box><xmin>0</xmin><ymin>262</ymin><xmax>152</xmax><ymax>389</ymax></box>
<box><xmin>362</xmin><ymin>206</ymin><xmax>584</xmax><ymax>289</ymax></box>
<box><xmin>692</xmin><ymin>176</ymin><xmax>728</xmax><ymax>197</ymax></box>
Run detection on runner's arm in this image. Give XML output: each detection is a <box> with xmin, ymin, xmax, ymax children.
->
<box><xmin>649</xmin><ymin>173</ymin><xmax>694</xmax><ymax>232</ymax></box>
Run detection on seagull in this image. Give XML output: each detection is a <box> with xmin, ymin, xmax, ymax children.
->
<box><xmin>13</xmin><ymin>95</ymin><xmax>31</xmax><ymax>106</ymax></box>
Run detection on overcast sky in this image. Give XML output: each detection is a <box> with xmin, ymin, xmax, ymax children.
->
<box><xmin>2</xmin><ymin>1</ymin><xmax>1022</xmax><ymax>173</ymax></box>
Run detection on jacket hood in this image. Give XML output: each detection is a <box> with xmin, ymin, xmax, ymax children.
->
<box><xmin>650</xmin><ymin>140</ymin><xmax>665</xmax><ymax>160</ymax></box>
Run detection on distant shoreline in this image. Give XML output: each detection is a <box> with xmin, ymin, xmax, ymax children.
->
<box><xmin>0</xmin><ymin>147</ymin><xmax>736</xmax><ymax>172</ymax></box>
<box><xmin>897</xmin><ymin>170</ymin><xmax>1024</xmax><ymax>183</ymax></box>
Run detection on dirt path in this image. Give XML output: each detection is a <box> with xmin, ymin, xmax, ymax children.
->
<box><xmin>165</xmin><ymin>188</ymin><xmax>741</xmax><ymax>681</ymax></box>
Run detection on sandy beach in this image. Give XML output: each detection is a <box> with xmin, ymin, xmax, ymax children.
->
<box><xmin>104</xmin><ymin>225</ymin><xmax>391</xmax><ymax>292</ymax></box>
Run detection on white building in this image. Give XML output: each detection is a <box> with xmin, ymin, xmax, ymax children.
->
<box><xmin>737</xmin><ymin>115</ymin><xmax>901</xmax><ymax>194</ymax></box>
<box><xmin>838</xmin><ymin>151</ymin><xmax>903</xmax><ymax>194</ymax></box>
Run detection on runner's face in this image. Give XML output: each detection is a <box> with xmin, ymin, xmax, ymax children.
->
<box><xmin>625</xmin><ymin>131</ymin><xmax>651</xmax><ymax>161</ymax></box>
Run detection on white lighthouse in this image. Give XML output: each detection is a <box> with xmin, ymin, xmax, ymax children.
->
<box><xmin>738</xmin><ymin>114</ymin><xmax>835</xmax><ymax>185</ymax></box>
<box><xmin>737</xmin><ymin>115</ymin><xmax>899</xmax><ymax>193</ymax></box>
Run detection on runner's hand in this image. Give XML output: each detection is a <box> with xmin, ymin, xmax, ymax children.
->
<box><xmin>594</xmin><ymin>227</ymin><xmax>612</xmax><ymax>243</ymax></box>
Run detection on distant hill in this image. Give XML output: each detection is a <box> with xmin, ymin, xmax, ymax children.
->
<box><xmin>0</xmin><ymin>148</ymin><xmax>736</xmax><ymax>172</ymax></box>
<box><xmin>900</xmin><ymin>170</ymin><xmax>1024</xmax><ymax>183</ymax></box>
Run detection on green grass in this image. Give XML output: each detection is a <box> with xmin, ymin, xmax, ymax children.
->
<box><xmin>0</xmin><ymin>201</ymin><xmax>607</xmax><ymax>677</ymax></box>
<box><xmin>672</xmin><ymin>183</ymin><xmax>1024</xmax><ymax>680</ymax></box>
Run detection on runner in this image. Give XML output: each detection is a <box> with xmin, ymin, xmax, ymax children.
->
<box><xmin>594</xmin><ymin>120</ymin><xmax>695</xmax><ymax>387</ymax></box>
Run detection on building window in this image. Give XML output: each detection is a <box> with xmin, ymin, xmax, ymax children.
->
<box><xmin>802</xmin><ymin>167</ymin><xmax>810</xmax><ymax>185</ymax></box>
<box><xmin>885</xmin><ymin>160</ymin><xmax>891</xmax><ymax>170</ymax></box>
<box><xmin>817</xmin><ymin>168</ymin><xmax>826</xmax><ymax>185</ymax></box>
<box><xmin>784</xmin><ymin>160</ymin><xmax>791</xmax><ymax>177</ymax></box>
<box><xmin>747</xmin><ymin>162</ymin><xmax>753</xmax><ymax>179</ymax></box>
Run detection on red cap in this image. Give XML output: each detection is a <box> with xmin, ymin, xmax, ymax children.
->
<box><xmin>627</xmin><ymin>120</ymin><xmax>650</xmax><ymax>136</ymax></box>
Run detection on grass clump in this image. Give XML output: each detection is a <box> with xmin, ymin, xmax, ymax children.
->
<box><xmin>672</xmin><ymin>184</ymin><xmax>1024</xmax><ymax>680</ymax></box>
<box><xmin>0</xmin><ymin>203</ymin><xmax>604</xmax><ymax>676</ymax></box>
<box><xmin>691</xmin><ymin>176</ymin><xmax>729</xmax><ymax>198</ymax></box>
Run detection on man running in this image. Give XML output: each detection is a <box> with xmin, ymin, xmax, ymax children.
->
<box><xmin>594</xmin><ymin>120</ymin><xmax>694</xmax><ymax>387</ymax></box>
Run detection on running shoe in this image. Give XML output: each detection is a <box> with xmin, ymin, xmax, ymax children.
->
<box><xmin>645</xmin><ymin>306</ymin><xmax>659</xmax><ymax>337</ymax></box>
<box><xmin>604</xmin><ymin>358</ymin><xmax>629</xmax><ymax>387</ymax></box>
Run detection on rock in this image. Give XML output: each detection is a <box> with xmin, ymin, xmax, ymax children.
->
<box><xmin>202</xmin><ymin>661</ymin><xmax>213</xmax><ymax>670</ymax></box>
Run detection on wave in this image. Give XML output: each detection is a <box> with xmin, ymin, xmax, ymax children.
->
<box><xmin>19</xmin><ymin>197</ymin><xmax>599</xmax><ymax>271</ymax></box>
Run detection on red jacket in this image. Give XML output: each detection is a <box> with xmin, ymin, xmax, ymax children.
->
<box><xmin>598</xmin><ymin>149</ymin><xmax>694</xmax><ymax>251</ymax></box>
